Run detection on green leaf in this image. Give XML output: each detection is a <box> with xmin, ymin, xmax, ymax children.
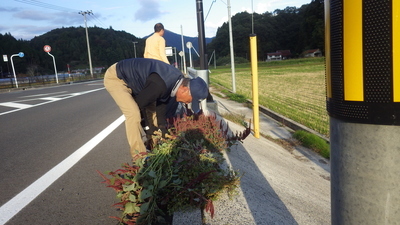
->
<box><xmin>139</xmin><ymin>189</ymin><xmax>152</xmax><ymax>201</ymax></box>
<box><xmin>148</xmin><ymin>170</ymin><xmax>157</xmax><ymax>178</ymax></box>
<box><xmin>140</xmin><ymin>202</ymin><xmax>150</xmax><ymax>214</ymax></box>
<box><xmin>173</xmin><ymin>178</ymin><xmax>182</xmax><ymax>184</ymax></box>
<box><xmin>129</xmin><ymin>194</ymin><xmax>137</xmax><ymax>202</ymax></box>
<box><xmin>123</xmin><ymin>183</ymin><xmax>136</xmax><ymax>192</ymax></box>
<box><xmin>158</xmin><ymin>180</ymin><xmax>168</xmax><ymax>188</ymax></box>
<box><xmin>124</xmin><ymin>202</ymin><xmax>138</xmax><ymax>214</ymax></box>
<box><xmin>134</xmin><ymin>206</ymin><xmax>140</xmax><ymax>212</ymax></box>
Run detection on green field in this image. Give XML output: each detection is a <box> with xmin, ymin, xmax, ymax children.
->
<box><xmin>209</xmin><ymin>57</ymin><xmax>329</xmax><ymax>137</ymax></box>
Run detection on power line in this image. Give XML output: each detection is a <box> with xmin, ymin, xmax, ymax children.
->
<box><xmin>205</xmin><ymin>0</ymin><xmax>217</xmax><ymax>21</ymax></box>
<box><xmin>89</xmin><ymin>13</ymin><xmax>106</xmax><ymax>27</ymax></box>
<box><xmin>14</xmin><ymin>0</ymin><xmax>78</xmax><ymax>13</ymax></box>
<box><xmin>14</xmin><ymin>0</ymin><xmax>107</xmax><ymax>28</ymax></box>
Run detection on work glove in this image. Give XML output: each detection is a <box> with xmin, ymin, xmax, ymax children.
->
<box><xmin>144</xmin><ymin>125</ymin><xmax>158</xmax><ymax>136</ymax></box>
<box><xmin>158</xmin><ymin>125</ymin><xmax>168</xmax><ymax>139</ymax></box>
<box><xmin>145</xmin><ymin>125</ymin><xmax>168</xmax><ymax>139</ymax></box>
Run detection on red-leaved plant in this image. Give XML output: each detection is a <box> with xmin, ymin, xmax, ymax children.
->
<box><xmin>98</xmin><ymin>113</ymin><xmax>250</xmax><ymax>225</ymax></box>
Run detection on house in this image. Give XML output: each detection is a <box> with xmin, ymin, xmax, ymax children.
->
<box><xmin>302</xmin><ymin>49</ymin><xmax>322</xmax><ymax>57</ymax></box>
<box><xmin>266</xmin><ymin>50</ymin><xmax>292</xmax><ymax>61</ymax></box>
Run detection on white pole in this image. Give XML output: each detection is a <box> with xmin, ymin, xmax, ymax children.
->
<box><xmin>188</xmin><ymin>44</ymin><xmax>193</xmax><ymax>68</ymax></box>
<box><xmin>181</xmin><ymin>25</ymin><xmax>187</xmax><ymax>74</ymax></box>
<box><xmin>174</xmin><ymin>47</ymin><xmax>178</xmax><ymax>68</ymax></box>
<box><xmin>133</xmin><ymin>41</ymin><xmax>138</xmax><ymax>58</ymax></box>
<box><xmin>80</xmin><ymin>11</ymin><xmax>93</xmax><ymax>79</ymax></box>
<box><xmin>180</xmin><ymin>55</ymin><xmax>183</xmax><ymax>71</ymax></box>
<box><xmin>48</xmin><ymin>52</ymin><xmax>58</xmax><ymax>84</ymax></box>
<box><xmin>227</xmin><ymin>0</ymin><xmax>236</xmax><ymax>93</ymax></box>
<box><xmin>10</xmin><ymin>54</ymin><xmax>19</xmax><ymax>88</ymax></box>
<box><xmin>207</xmin><ymin>50</ymin><xmax>216</xmax><ymax>69</ymax></box>
<box><xmin>214</xmin><ymin>50</ymin><xmax>216</xmax><ymax>69</ymax></box>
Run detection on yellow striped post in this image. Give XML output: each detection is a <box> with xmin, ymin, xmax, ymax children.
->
<box><xmin>250</xmin><ymin>34</ymin><xmax>259</xmax><ymax>138</ymax></box>
<box><xmin>328</xmin><ymin>1</ymin><xmax>400</xmax><ymax>224</ymax></box>
<box><xmin>343</xmin><ymin>0</ymin><xmax>363</xmax><ymax>101</ymax></box>
<box><xmin>393</xmin><ymin>1</ymin><xmax>400</xmax><ymax>102</ymax></box>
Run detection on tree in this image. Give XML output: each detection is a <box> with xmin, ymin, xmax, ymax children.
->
<box><xmin>206</xmin><ymin>0</ymin><xmax>325</xmax><ymax>60</ymax></box>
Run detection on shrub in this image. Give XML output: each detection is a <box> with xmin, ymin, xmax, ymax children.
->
<box><xmin>98</xmin><ymin>113</ymin><xmax>250</xmax><ymax>224</ymax></box>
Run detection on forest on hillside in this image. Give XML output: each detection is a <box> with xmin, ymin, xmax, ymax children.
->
<box><xmin>0</xmin><ymin>0</ymin><xmax>323</xmax><ymax>77</ymax></box>
<box><xmin>207</xmin><ymin>0</ymin><xmax>324</xmax><ymax>61</ymax></box>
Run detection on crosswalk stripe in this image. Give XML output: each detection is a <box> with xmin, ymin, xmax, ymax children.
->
<box><xmin>0</xmin><ymin>102</ymin><xmax>33</xmax><ymax>109</ymax></box>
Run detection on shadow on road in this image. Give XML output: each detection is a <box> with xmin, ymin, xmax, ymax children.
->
<box><xmin>225</xmin><ymin>140</ymin><xmax>298</xmax><ymax>225</ymax></box>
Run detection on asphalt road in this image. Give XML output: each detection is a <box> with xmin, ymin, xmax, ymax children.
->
<box><xmin>0</xmin><ymin>80</ymin><xmax>131</xmax><ymax>225</ymax></box>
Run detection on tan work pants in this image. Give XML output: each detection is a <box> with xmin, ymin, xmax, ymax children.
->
<box><xmin>104</xmin><ymin>63</ymin><xmax>147</xmax><ymax>157</ymax></box>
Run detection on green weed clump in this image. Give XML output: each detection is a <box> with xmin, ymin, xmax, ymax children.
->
<box><xmin>293</xmin><ymin>130</ymin><xmax>330</xmax><ymax>159</ymax></box>
<box><xmin>221</xmin><ymin>90</ymin><xmax>247</xmax><ymax>103</ymax></box>
<box><xmin>98</xmin><ymin>114</ymin><xmax>250</xmax><ymax>225</ymax></box>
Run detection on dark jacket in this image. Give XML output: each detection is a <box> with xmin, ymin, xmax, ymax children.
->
<box><xmin>116</xmin><ymin>58</ymin><xmax>183</xmax><ymax>127</ymax></box>
<box><xmin>116</xmin><ymin>58</ymin><xmax>182</xmax><ymax>102</ymax></box>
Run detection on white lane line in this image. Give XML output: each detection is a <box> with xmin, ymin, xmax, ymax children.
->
<box><xmin>0</xmin><ymin>115</ymin><xmax>125</xmax><ymax>225</ymax></box>
<box><xmin>19</xmin><ymin>91</ymin><xmax>67</xmax><ymax>98</ymax></box>
<box><xmin>0</xmin><ymin>102</ymin><xmax>33</xmax><ymax>109</ymax></box>
<box><xmin>39</xmin><ymin>97</ymin><xmax>62</xmax><ymax>101</ymax></box>
<box><xmin>0</xmin><ymin>87</ymin><xmax>105</xmax><ymax>116</ymax></box>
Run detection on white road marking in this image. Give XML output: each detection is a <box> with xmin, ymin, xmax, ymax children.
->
<box><xmin>0</xmin><ymin>115</ymin><xmax>125</xmax><ymax>225</ymax></box>
<box><xmin>19</xmin><ymin>91</ymin><xmax>67</xmax><ymax>98</ymax></box>
<box><xmin>39</xmin><ymin>97</ymin><xmax>62</xmax><ymax>101</ymax></box>
<box><xmin>0</xmin><ymin>87</ymin><xmax>105</xmax><ymax>116</ymax></box>
<box><xmin>0</xmin><ymin>102</ymin><xmax>33</xmax><ymax>109</ymax></box>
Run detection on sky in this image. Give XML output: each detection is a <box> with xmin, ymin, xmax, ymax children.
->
<box><xmin>0</xmin><ymin>0</ymin><xmax>312</xmax><ymax>41</ymax></box>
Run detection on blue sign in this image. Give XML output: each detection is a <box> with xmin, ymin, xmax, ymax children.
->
<box><xmin>18</xmin><ymin>52</ymin><xmax>24</xmax><ymax>58</ymax></box>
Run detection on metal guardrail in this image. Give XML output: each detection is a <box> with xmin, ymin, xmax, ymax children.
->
<box><xmin>186</xmin><ymin>67</ymin><xmax>209</xmax><ymax>85</ymax></box>
<box><xmin>0</xmin><ymin>73</ymin><xmax>98</xmax><ymax>89</ymax></box>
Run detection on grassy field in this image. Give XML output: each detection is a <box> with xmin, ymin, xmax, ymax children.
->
<box><xmin>209</xmin><ymin>57</ymin><xmax>329</xmax><ymax>137</ymax></box>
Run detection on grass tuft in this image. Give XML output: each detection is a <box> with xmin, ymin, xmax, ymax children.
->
<box><xmin>221</xmin><ymin>90</ymin><xmax>248</xmax><ymax>103</ymax></box>
<box><xmin>293</xmin><ymin>130</ymin><xmax>330</xmax><ymax>159</ymax></box>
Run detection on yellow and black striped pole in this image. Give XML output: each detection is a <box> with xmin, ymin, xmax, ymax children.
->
<box><xmin>326</xmin><ymin>0</ymin><xmax>400</xmax><ymax>224</ymax></box>
<box><xmin>250</xmin><ymin>34</ymin><xmax>260</xmax><ymax>138</ymax></box>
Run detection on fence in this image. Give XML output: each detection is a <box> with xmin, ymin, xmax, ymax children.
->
<box><xmin>0</xmin><ymin>73</ymin><xmax>100</xmax><ymax>89</ymax></box>
<box><xmin>209</xmin><ymin>57</ymin><xmax>329</xmax><ymax>137</ymax></box>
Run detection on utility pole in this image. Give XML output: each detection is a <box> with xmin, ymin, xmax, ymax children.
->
<box><xmin>196</xmin><ymin>0</ymin><xmax>207</xmax><ymax>70</ymax></box>
<box><xmin>180</xmin><ymin>25</ymin><xmax>187</xmax><ymax>74</ymax></box>
<box><xmin>227</xmin><ymin>0</ymin><xmax>236</xmax><ymax>93</ymax></box>
<box><xmin>79</xmin><ymin>10</ymin><xmax>93</xmax><ymax>79</ymax></box>
<box><xmin>132</xmin><ymin>41</ymin><xmax>138</xmax><ymax>58</ymax></box>
<box><xmin>326</xmin><ymin>1</ymin><xmax>400</xmax><ymax>224</ymax></box>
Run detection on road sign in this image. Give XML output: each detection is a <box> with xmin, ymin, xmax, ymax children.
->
<box><xmin>3</xmin><ymin>55</ymin><xmax>7</xmax><ymax>62</ymax></box>
<box><xmin>165</xmin><ymin>47</ymin><xmax>173</xmax><ymax>56</ymax></box>
<box><xmin>18</xmin><ymin>52</ymin><xmax>24</xmax><ymax>58</ymax></box>
<box><xmin>43</xmin><ymin>45</ymin><xmax>51</xmax><ymax>53</ymax></box>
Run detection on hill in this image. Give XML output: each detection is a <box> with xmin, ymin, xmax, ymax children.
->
<box><xmin>162</xmin><ymin>29</ymin><xmax>213</xmax><ymax>53</ymax></box>
<box><xmin>0</xmin><ymin>0</ymin><xmax>324</xmax><ymax>77</ymax></box>
<box><xmin>0</xmin><ymin>27</ymin><xmax>213</xmax><ymax>77</ymax></box>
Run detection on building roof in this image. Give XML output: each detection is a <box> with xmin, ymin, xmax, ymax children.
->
<box><xmin>267</xmin><ymin>50</ymin><xmax>291</xmax><ymax>57</ymax></box>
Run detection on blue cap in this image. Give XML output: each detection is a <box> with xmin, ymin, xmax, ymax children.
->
<box><xmin>190</xmin><ymin>77</ymin><xmax>208</xmax><ymax>113</ymax></box>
